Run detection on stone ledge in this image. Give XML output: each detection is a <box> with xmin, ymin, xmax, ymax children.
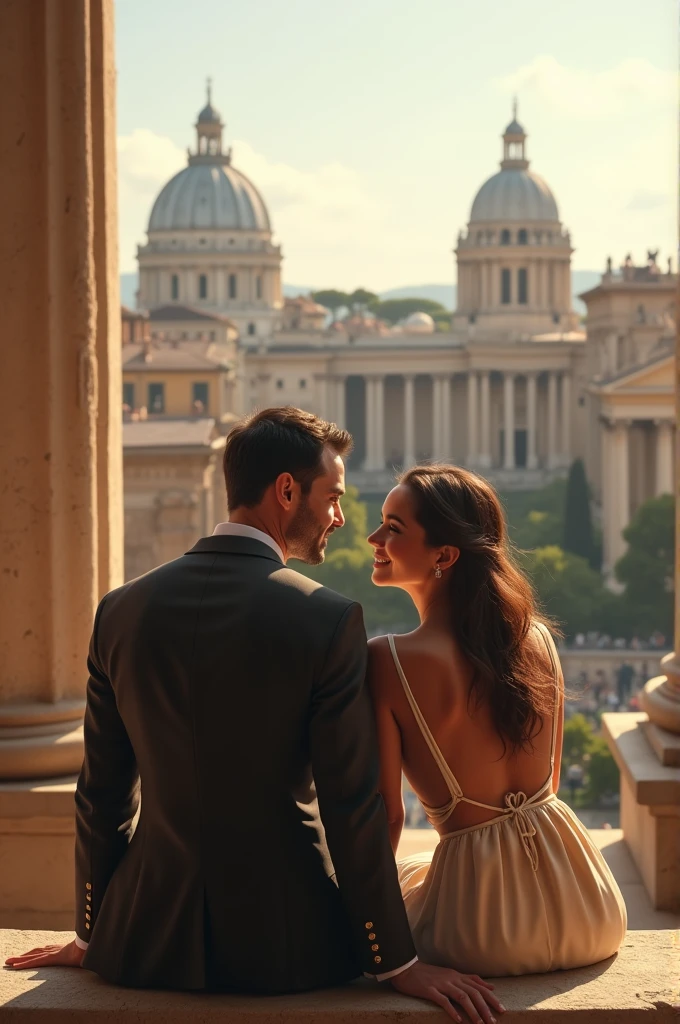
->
<box><xmin>1</xmin><ymin>930</ymin><xmax>678</xmax><ymax>1022</ymax></box>
<box><xmin>603</xmin><ymin>713</ymin><xmax>680</xmax><ymax>805</ymax></box>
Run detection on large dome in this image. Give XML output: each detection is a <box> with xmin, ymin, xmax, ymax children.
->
<box><xmin>470</xmin><ymin>169</ymin><xmax>558</xmax><ymax>223</ymax></box>
<box><xmin>148</xmin><ymin>164</ymin><xmax>270</xmax><ymax>232</ymax></box>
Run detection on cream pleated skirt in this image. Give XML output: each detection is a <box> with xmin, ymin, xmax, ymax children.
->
<box><xmin>398</xmin><ymin>795</ymin><xmax>627</xmax><ymax>977</ymax></box>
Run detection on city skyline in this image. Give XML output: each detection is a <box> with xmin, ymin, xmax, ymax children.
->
<box><xmin>115</xmin><ymin>0</ymin><xmax>677</xmax><ymax>290</ymax></box>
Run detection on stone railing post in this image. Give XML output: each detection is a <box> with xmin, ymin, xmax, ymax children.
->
<box><xmin>641</xmin><ymin>313</ymin><xmax>680</xmax><ymax>737</ymax></box>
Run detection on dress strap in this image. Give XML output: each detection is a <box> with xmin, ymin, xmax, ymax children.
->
<box><xmin>534</xmin><ymin>622</ymin><xmax>561</xmax><ymax>769</ymax></box>
<box><xmin>387</xmin><ymin>635</ymin><xmax>463</xmax><ymax>804</ymax></box>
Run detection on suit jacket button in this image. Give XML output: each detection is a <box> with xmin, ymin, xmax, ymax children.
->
<box><xmin>85</xmin><ymin>923</ymin><xmax>90</xmax><ymax>930</ymax></box>
<box><xmin>86</xmin><ymin>883</ymin><xmax>92</xmax><ymax>891</ymax></box>
<box><xmin>374</xmin><ymin>955</ymin><xmax>381</xmax><ymax>964</ymax></box>
<box><xmin>371</xmin><ymin>943</ymin><xmax>379</xmax><ymax>951</ymax></box>
<box><xmin>365</xmin><ymin>921</ymin><xmax>373</xmax><ymax>929</ymax></box>
<box><xmin>85</xmin><ymin>914</ymin><xmax>91</xmax><ymax>921</ymax></box>
<box><xmin>368</xmin><ymin>932</ymin><xmax>376</xmax><ymax>940</ymax></box>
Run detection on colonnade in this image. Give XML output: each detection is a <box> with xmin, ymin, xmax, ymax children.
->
<box><xmin>601</xmin><ymin>417</ymin><xmax>676</xmax><ymax>572</ymax></box>
<box><xmin>317</xmin><ymin>369</ymin><xmax>574</xmax><ymax>473</ymax></box>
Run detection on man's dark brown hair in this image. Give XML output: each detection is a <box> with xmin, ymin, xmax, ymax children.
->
<box><xmin>223</xmin><ymin>406</ymin><xmax>353</xmax><ymax>510</ymax></box>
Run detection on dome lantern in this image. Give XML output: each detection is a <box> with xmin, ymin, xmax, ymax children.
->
<box><xmin>501</xmin><ymin>98</ymin><xmax>528</xmax><ymax>170</ymax></box>
<box><xmin>191</xmin><ymin>78</ymin><xmax>230</xmax><ymax>164</ymax></box>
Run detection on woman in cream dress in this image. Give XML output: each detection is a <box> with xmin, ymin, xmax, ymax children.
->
<box><xmin>367</xmin><ymin>465</ymin><xmax>626</xmax><ymax>977</ymax></box>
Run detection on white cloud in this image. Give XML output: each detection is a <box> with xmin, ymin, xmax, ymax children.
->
<box><xmin>116</xmin><ymin>129</ymin><xmax>382</xmax><ymax>275</ymax></box>
<box><xmin>495</xmin><ymin>55</ymin><xmax>676</xmax><ymax>119</ymax></box>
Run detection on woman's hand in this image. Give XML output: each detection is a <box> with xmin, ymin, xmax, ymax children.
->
<box><xmin>5</xmin><ymin>939</ymin><xmax>85</xmax><ymax>970</ymax></box>
<box><xmin>390</xmin><ymin>960</ymin><xmax>505</xmax><ymax>1023</ymax></box>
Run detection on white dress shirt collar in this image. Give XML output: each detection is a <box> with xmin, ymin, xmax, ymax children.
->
<box><xmin>212</xmin><ymin>522</ymin><xmax>284</xmax><ymax>563</ymax></box>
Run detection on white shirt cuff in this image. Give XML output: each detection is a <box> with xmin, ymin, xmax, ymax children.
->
<box><xmin>74</xmin><ymin>936</ymin><xmax>89</xmax><ymax>950</ymax></box>
<box><xmin>365</xmin><ymin>955</ymin><xmax>418</xmax><ymax>982</ymax></box>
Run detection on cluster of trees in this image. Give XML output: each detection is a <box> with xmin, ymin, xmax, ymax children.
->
<box><xmin>560</xmin><ymin>714</ymin><xmax>619</xmax><ymax>808</ymax></box>
<box><xmin>310</xmin><ymin>289</ymin><xmax>451</xmax><ymax>330</ymax></box>
<box><xmin>509</xmin><ymin>461</ymin><xmax>675</xmax><ymax>640</ymax></box>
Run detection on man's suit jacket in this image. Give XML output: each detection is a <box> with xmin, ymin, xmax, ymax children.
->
<box><xmin>76</xmin><ymin>535</ymin><xmax>416</xmax><ymax>992</ymax></box>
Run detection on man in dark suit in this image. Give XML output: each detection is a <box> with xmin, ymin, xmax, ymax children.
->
<box><xmin>7</xmin><ymin>407</ymin><xmax>501</xmax><ymax>1023</ymax></box>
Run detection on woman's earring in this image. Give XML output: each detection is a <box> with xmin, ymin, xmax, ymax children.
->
<box><xmin>434</xmin><ymin>566</ymin><xmax>443</xmax><ymax>579</ymax></box>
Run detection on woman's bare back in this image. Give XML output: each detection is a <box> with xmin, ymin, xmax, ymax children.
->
<box><xmin>368</xmin><ymin>625</ymin><xmax>563</xmax><ymax>836</ymax></box>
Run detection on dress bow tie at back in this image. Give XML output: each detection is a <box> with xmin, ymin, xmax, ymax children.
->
<box><xmin>504</xmin><ymin>791</ymin><xmax>540</xmax><ymax>871</ymax></box>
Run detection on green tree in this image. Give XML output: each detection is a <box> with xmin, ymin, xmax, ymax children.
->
<box><xmin>563</xmin><ymin>458</ymin><xmax>596</xmax><ymax>567</ymax></box>
<box><xmin>310</xmin><ymin>289</ymin><xmax>350</xmax><ymax>320</ymax></box>
<box><xmin>502</xmin><ymin>478</ymin><xmax>566</xmax><ymax>550</ymax></box>
<box><xmin>519</xmin><ymin>545</ymin><xmax>614</xmax><ymax>638</ymax></box>
<box><xmin>583</xmin><ymin>737</ymin><xmax>620</xmax><ymax>806</ymax></box>
<box><xmin>614</xmin><ymin>493</ymin><xmax>675</xmax><ymax>638</ymax></box>
<box><xmin>561</xmin><ymin>713</ymin><xmax>593</xmax><ymax>762</ymax></box>
<box><xmin>369</xmin><ymin>297</ymin><xmax>448</xmax><ymax>325</ymax></box>
<box><xmin>348</xmin><ymin>288</ymin><xmax>378</xmax><ymax>313</ymax></box>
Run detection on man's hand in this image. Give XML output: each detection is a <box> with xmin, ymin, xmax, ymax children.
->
<box><xmin>5</xmin><ymin>939</ymin><xmax>84</xmax><ymax>971</ymax></box>
<box><xmin>390</xmin><ymin>960</ymin><xmax>505</xmax><ymax>1023</ymax></box>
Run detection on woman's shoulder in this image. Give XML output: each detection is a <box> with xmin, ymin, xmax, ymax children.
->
<box><xmin>367</xmin><ymin>634</ymin><xmax>402</xmax><ymax>700</ymax></box>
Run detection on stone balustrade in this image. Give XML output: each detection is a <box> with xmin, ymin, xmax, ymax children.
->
<box><xmin>0</xmin><ymin>930</ymin><xmax>677</xmax><ymax>1022</ymax></box>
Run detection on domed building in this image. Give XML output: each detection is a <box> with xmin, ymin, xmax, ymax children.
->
<box><xmin>453</xmin><ymin>105</ymin><xmax>576</xmax><ymax>338</ymax></box>
<box><xmin>137</xmin><ymin>84</ymin><xmax>283</xmax><ymax>338</ymax></box>
<box><xmin>403</xmin><ymin>311</ymin><xmax>435</xmax><ymax>334</ymax></box>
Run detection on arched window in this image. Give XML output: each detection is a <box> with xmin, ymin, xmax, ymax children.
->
<box><xmin>228</xmin><ymin>273</ymin><xmax>237</xmax><ymax>299</ymax></box>
<box><xmin>256</xmin><ymin>275</ymin><xmax>262</xmax><ymax>300</ymax></box>
<box><xmin>518</xmin><ymin>268</ymin><xmax>528</xmax><ymax>304</ymax></box>
<box><xmin>247</xmin><ymin>322</ymin><xmax>256</xmax><ymax>335</ymax></box>
<box><xmin>501</xmin><ymin>229</ymin><xmax>511</xmax><ymax>245</ymax></box>
<box><xmin>171</xmin><ymin>274</ymin><xmax>179</xmax><ymax>300</ymax></box>
<box><xmin>199</xmin><ymin>274</ymin><xmax>208</xmax><ymax>299</ymax></box>
<box><xmin>518</xmin><ymin>229</ymin><xmax>528</xmax><ymax>245</ymax></box>
<box><xmin>501</xmin><ymin>269</ymin><xmax>511</xmax><ymax>304</ymax></box>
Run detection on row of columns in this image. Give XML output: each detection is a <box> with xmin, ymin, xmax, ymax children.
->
<box><xmin>319</xmin><ymin>370</ymin><xmax>573</xmax><ymax>473</ymax></box>
<box><xmin>468</xmin><ymin>369</ymin><xmax>570</xmax><ymax>470</ymax></box>
<box><xmin>601</xmin><ymin>418</ymin><xmax>676</xmax><ymax>572</ymax></box>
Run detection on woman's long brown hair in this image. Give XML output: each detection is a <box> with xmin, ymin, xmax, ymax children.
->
<box><xmin>400</xmin><ymin>464</ymin><xmax>559</xmax><ymax>754</ymax></box>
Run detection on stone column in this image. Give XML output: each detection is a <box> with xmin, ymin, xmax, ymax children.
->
<box><xmin>602</xmin><ymin>419</ymin><xmax>630</xmax><ymax>572</ymax></box>
<box><xmin>0</xmin><ymin>0</ymin><xmax>122</xmax><ymax>782</ymax></box>
<box><xmin>478</xmin><ymin>371</ymin><xmax>491</xmax><ymax>468</ymax></box>
<box><xmin>654</xmin><ymin>420</ymin><xmax>674</xmax><ymax>496</ymax></box>
<box><xmin>364</xmin><ymin>376</ymin><xmax>385</xmax><ymax>471</ymax></box>
<box><xmin>403</xmin><ymin>374</ymin><xmax>416</xmax><ymax>469</ymax></box>
<box><xmin>547</xmin><ymin>371</ymin><xmax>559</xmax><ymax>469</ymax></box>
<box><xmin>466</xmin><ymin>371</ymin><xmax>478</xmax><ymax>467</ymax></box>
<box><xmin>503</xmin><ymin>373</ymin><xmax>515</xmax><ymax>470</ymax></box>
<box><xmin>561</xmin><ymin>372</ymin><xmax>572</xmax><ymax>465</ymax></box>
<box><xmin>642</xmin><ymin>329</ymin><xmax>680</xmax><ymax>736</ymax></box>
<box><xmin>433</xmin><ymin>374</ymin><xmax>451</xmax><ymax>461</ymax></box>
<box><xmin>333</xmin><ymin>376</ymin><xmax>346</xmax><ymax>430</ymax></box>
<box><xmin>526</xmin><ymin>372</ymin><xmax>538</xmax><ymax>469</ymax></box>
<box><xmin>314</xmin><ymin>374</ymin><xmax>329</xmax><ymax>419</ymax></box>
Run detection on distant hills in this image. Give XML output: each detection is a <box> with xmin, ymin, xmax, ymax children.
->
<box><xmin>120</xmin><ymin>270</ymin><xmax>601</xmax><ymax>316</ymax></box>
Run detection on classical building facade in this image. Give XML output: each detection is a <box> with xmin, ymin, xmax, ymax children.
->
<box><xmin>239</xmin><ymin>107</ymin><xmax>587</xmax><ymax>495</ymax></box>
<box><xmin>581</xmin><ymin>255</ymin><xmax>676</xmax><ymax>573</ymax></box>
<box><xmin>137</xmin><ymin>84</ymin><xmax>283</xmax><ymax>339</ymax></box>
<box><xmin>136</xmin><ymin>98</ymin><xmax>676</xmax><ymax>567</ymax></box>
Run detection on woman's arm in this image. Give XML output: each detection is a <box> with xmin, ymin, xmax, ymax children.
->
<box><xmin>367</xmin><ymin>638</ymin><xmax>405</xmax><ymax>855</ymax></box>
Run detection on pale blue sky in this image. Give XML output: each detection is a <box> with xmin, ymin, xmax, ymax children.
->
<box><xmin>115</xmin><ymin>0</ymin><xmax>677</xmax><ymax>289</ymax></box>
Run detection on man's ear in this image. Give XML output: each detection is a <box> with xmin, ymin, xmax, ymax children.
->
<box><xmin>274</xmin><ymin>472</ymin><xmax>296</xmax><ymax>511</ymax></box>
<box><xmin>437</xmin><ymin>546</ymin><xmax>460</xmax><ymax>572</ymax></box>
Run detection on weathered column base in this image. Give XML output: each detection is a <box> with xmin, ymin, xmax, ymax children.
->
<box><xmin>603</xmin><ymin>712</ymin><xmax>680</xmax><ymax>913</ymax></box>
<box><xmin>0</xmin><ymin>703</ymin><xmax>84</xmax><ymax>781</ymax></box>
<box><xmin>0</xmin><ymin>779</ymin><xmax>76</xmax><ymax>929</ymax></box>
<box><xmin>641</xmin><ymin>652</ymin><xmax>680</xmax><ymax>739</ymax></box>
